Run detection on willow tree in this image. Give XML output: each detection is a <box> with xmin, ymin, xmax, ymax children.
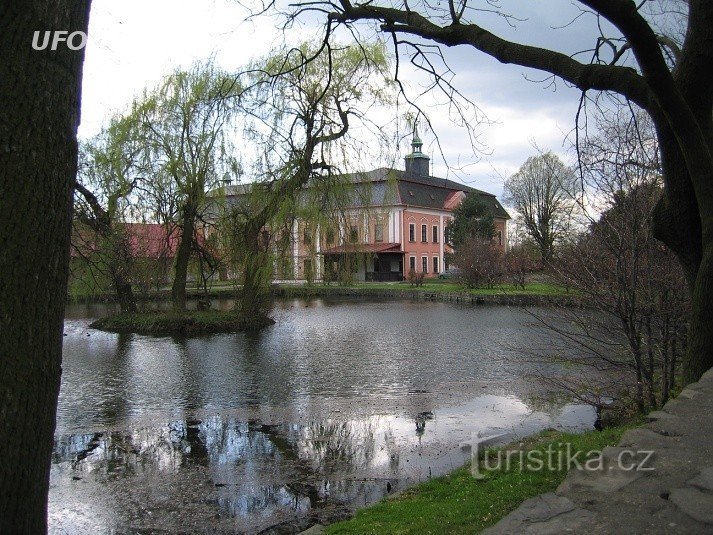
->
<box><xmin>134</xmin><ymin>63</ymin><xmax>239</xmax><ymax>311</ymax></box>
<box><xmin>279</xmin><ymin>0</ymin><xmax>713</xmax><ymax>383</ymax></box>
<box><xmin>224</xmin><ymin>42</ymin><xmax>393</xmax><ymax>324</ymax></box>
<box><xmin>73</xmin><ymin>114</ymin><xmax>147</xmax><ymax>312</ymax></box>
<box><xmin>0</xmin><ymin>0</ymin><xmax>91</xmax><ymax>530</ymax></box>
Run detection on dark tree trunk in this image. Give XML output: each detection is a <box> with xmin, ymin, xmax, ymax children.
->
<box><xmin>683</xmin><ymin>244</ymin><xmax>713</xmax><ymax>383</ymax></box>
<box><xmin>651</xmin><ymin>115</ymin><xmax>713</xmax><ymax>385</ymax></box>
<box><xmin>111</xmin><ymin>269</ymin><xmax>137</xmax><ymax>313</ymax></box>
<box><xmin>172</xmin><ymin>205</ymin><xmax>195</xmax><ymax>311</ymax></box>
<box><xmin>110</xmin><ymin>229</ymin><xmax>137</xmax><ymax>313</ymax></box>
<box><xmin>0</xmin><ymin>0</ymin><xmax>91</xmax><ymax>531</ymax></box>
<box><xmin>238</xmin><ymin>224</ymin><xmax>273</xmax><ymax>325</ymax></box>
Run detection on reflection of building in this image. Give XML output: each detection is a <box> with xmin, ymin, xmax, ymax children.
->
<box><xmin>224</xmin><ymin>131</ymin><xmax>510</xmax><ymax>282</ymax></box>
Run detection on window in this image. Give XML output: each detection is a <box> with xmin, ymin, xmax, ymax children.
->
<box><xmin>433</xmin><ymin>256</ymin><xmax>439</xmax><ymax>273</ymax></box>
<box><xmin>303</xmin><ymin>226</ymin><xmax>311</xmax><ymax>245</ymax></box>
<box><xmin>326</xmin><ymin>229</ymin><xmax>335</xmax><ymax>246</ymax></box>
<box><xmin>304</xmin><ymin>258</ymin><xmax>312</xmax><ymax>277</ymax></box>
<box><xmin>422</xmin><ymin>256</ymin><xmax>428</xmax><ymax>273</ymax></box>
<box><xmin>349</xmin><ymin>226</ymin><xmax>358</xmax><ymax>243</ymax></box>
<box><xmin>375</xmin><ymin>223</ymin><xmax>384</xmax><ymax>242</ymax></box>
<box><xmin>498</xmin><ymin>230</ymin><xmax>503</xmax><ymax>246</ymax></box>
<box><xmin>444</xmin><ymin>225</ymin><xmax>451</xmax><ymax>246</ymax></box>
<box><xmin>409</xmin><ymin>223</ymin><xmax>415</xmax><ymax>242</ymax></box>
<box><xmin>409</xmin><ymin>256</ymin><xmax>416</xmax><ymax>272</ymax></box>
<box><xmin>421</xmin><ymin>224</ymin><xmax>427</xmax><ymax>243</ymax></box>
<box><xmin>432</xmin><ymin>225</ymin><xmax>439</xmax><ymax>243</ymax></box>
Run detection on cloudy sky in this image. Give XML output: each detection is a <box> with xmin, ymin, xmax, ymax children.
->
<box><xmin>79</xmin><ymin>0</ymin><xmax>618</xmax><ymax>201</ymax></box>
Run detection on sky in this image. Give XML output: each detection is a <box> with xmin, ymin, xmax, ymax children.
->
<box><xmin>79</xmin><ymin>0</ymin><xmax>618</xmax><ymax>202</ymax></box>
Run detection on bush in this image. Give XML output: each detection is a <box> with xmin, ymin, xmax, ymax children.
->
<box><xmin>451</xmin><ymin>237</ymin><xmax>504</xmax><ymax>288</ymax></box>
<box><xmin>407</xmin><ymin>269</ymin><xmax>425</xmax><ymax>287</ymax></box>
<box><xmin>505</xmin><ymin>245</ymin><xmax>537</xmax><ymax>290</ymax></box>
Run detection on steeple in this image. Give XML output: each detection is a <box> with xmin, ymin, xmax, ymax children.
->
<box><xmin>404</xmin><ymin>123</ymin><xmax>430</xmax><ymax>177</ymax></box>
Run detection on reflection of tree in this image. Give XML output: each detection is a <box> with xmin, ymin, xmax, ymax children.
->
<box><xmin>52</xmin><ymin>414</ymin><xmax>407</xmax><ymax>526</ymax></box>
<box><xmin>94</xmin><ymin>333</ymin><xmax>132</xmax><ymax>427</ymax></box>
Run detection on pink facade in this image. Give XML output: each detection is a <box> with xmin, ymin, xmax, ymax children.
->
<box><xmin>403</xmin><ymin>209</ymin><xmax>451</xmax><ymax>277</ymax></box>
<box><xmin>230</xmin><ymin>131</ymin><xmax>511</xmax><ymax>282</ymax></box>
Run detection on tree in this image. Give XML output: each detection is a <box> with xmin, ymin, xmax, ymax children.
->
<box><xmin>282</xmin><ymin>0</ymin><xmax>713</xmax><ymax>383</ymax></box>
<box><xmin>504</xmin><ymin>152</ymin><xmax>578</xmax><ymax>263</ymax></box>
<box><xmin>446</xmin><ymin>193</ymin><xmax>501</xmax><ymax>288</ymax></box>
<box><xmin>452</xmin><ymin>237</ymin><xmax>504</xmax><ymax>288</ymax></box>
<box><xmin>550</xmin><ymin>183</ymin><xmax>689</xmax><ymax>413</ymax></box>
<box><xmin>222</xmin><ymin>42</ymin><xmax>392</xmax><ymax>323</ymax></box>
<box><xmin>447</xmin><ymin>193</ymin><xmax>495</xmax><ymax>247</ymax></box>
<box><xmin>542</xmin><ymin>108</ymin><xmax>689</xmax><ymax>414</ymax></box>
<box><xmin>73</xmin><ymin>115</ymin><xmax>146</xmax><ymax>313</ymax></box>
<box><xmin>134</xmin><ymin>63</ymin><xmax>239</xmax><ymax>311</ymax></box>
<box><xmin>0</xmin><ymin>0</ymin><xmax>91</xmax><ymax>530</ymax></box>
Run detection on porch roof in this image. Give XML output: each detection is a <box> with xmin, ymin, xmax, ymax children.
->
<box><xmin>323</xmin><ymin>242</ymin><xmax>402</xmax><ymax>255</ymax></box>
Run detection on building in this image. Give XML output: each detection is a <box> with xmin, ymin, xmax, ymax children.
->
<box><xmin>224</xmin><ymin>130</ymin><xmax>510</xmax><ymax>282</ymax></box>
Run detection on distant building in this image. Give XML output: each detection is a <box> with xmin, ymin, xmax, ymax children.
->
<box><xmin>224</xmin><ymin>130</ymin><xmax>510</xmax><ymax>282</ymax></box>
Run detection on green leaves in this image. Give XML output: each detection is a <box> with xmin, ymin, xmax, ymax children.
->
<box><xmin>449</xmin><ymin>194</ymin><xmax>496</xmax><ymax>247</ymax></box>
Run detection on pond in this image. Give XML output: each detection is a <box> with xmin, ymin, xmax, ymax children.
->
<box><xmin>50</xmin><ymin>298</ymin><xmax>594</xmax><ymax>534</ymax></box>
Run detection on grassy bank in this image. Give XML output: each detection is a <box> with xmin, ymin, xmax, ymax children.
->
<box><xmin>90</xmin><ymin>310</ymin><xmax>274</xmax><ymax>335</ymax></box>
<box><xmin>298</xmin><ymin>281</ymin><xmax>572</xmax><ymax>296</ymax></box>
<box><xmin>68</xmin><ymin>279</ymin><xmax>574</xmax><ymax>304</ymax></box>
<box><xmin>325</xmin><ymin>425</ymin><xmax>630</xmax><ymax>534</ymax></box>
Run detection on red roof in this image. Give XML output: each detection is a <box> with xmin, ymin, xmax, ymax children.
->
<box><xmin>71</xmin><ymin>223</ymin><xmax>182</xmax><ymax>259</ymax></box>
<box><xmin>323</xmin><ymin>242</ymin><xmax>402</xmax><ymax>254</ymax></box>
<box><xmin>123</xmin><ymin>223</ymin><xmax>179</xmax><ymax>259</ymax></box>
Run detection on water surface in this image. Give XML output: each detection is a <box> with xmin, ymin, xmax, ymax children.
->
<box><xmin>51</xmin><ymin>298</ymin><xmax>594</xmax><ymax>533</ymax></box>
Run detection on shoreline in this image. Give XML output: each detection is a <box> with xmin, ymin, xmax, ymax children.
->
<box><xmin>71</xmin><ymin>281</ymin><xmax>583</xmax><ymax>309</ymax></box>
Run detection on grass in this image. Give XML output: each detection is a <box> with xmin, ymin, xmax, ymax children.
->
<box><xmin>325</xmin><ymin>425</ymin><xmax>631</xmax><ymax>535</ymax></box>
<box><xmin>90</xmin><ymin>309</ymin><xmax>274</xmax><ymax>335</ymax></box>
<box><xmin>69</xmin><ymin>277</ymin><xmax>573</xmax><ymax>303</ymax></box>
<box><xmin>344</xmin><ymin>281</ymin><xmax>572</xmax><ymax>296</ymax></box>
<box><xmin>278</xmin><ymin>280</ymin><xmax>574</xmax><ymax>297</ymax></box>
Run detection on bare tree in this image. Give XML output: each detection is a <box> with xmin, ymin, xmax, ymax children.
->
<box><xmin>277</xmin><ymin>0</ymin><xmax>713</xmax><ymax>383</ymax></box>
<box><xmin>0</xmin><ymin>0</ymin><xmax>91</xmax><ymax>529</ymax></box>
<box><xmin>504</xmin><ymin>152</ymin><xmax>578</xmax><ymax>263</ymax></box>
<box><xmin>543</xmin><ymin>108</ymin><xmax>689</xmax><ymax>413</ymax></box>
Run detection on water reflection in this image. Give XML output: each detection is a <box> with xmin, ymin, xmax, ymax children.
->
<box><xmin>51</xmin><ymin>397</ymin><xmax>593</xmax><ymax>533</ymax></box>
<box><xmin>52</xmin><ymin>298</ymin><xmax>595</xmax><ymax>533</ymax></box>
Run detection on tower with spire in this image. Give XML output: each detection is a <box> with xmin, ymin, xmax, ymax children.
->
<box><xmin>404</xmin><ymin>123</ymin><xmax>430</xmax><ymax>177</ymax></box>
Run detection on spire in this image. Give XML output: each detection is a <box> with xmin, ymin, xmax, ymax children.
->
<box><xmin>405</xmin><ymin>120</ymin><xmax>430</xmax><ymax>177</ymax></box>
<box><xmin>412</xmin><ymin>124</ymin><xmax>423</xmax><ymax>154</ymax></box>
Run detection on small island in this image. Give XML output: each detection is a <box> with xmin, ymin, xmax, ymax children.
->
<box><xmin>90</xmin><ymin>310</ymin><xmax>275</xmax><ymax>336</ymax></box>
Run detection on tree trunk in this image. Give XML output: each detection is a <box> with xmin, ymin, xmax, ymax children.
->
<box><xmin>651</xmin><ymin>112</ymin><xmax>713</xmax><ymax>385</ymax></box>
<box><xmin>683</xmin><ymin>243</ymin><xmax>713</xmax><ymax>383</ymax></box>
<box><xmin>172</xmin><ymin>206</ymin><xmax>195</xmax><ymax>312</ymax></box>
<box><xmin>112</xmin><ymin>270</ymin><xmax>137</xmax><ymax>313</ymax></box>
<box><xmin>238</xmin><ymin>225</ymin><xmax>273</xmax><ymax>325</ymax></box>
<box><xmin>0</xmin><ymin>1</ymin><xmax>91</xmax><ymax>530</ymax></box>
<box><xmin>110</xmin><ymin>230</ymin><xmax>137</xmax><ymax>313</ymax></box>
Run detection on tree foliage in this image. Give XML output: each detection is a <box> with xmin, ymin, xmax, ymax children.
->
<box><xmin>504</xmin><ymin>152</ymin><xmax>578</xmax><ymax>263</ymax></box>
<box><xmin>219</xmin><ymin>41</ymin><xmax>393</xmax><ymax>321</ymax></box>
<box><xmin>133</xmin><ymin>62</ymin><xmax>239</xmax><ymax>311</ymax></box>
<box><xmin>447</xmin><ymin>193</ymin><xmax>495</xmax><ymax>248</ymax></box>
<box><xmin>73</xmin><ymin>114</ymin><xmax>146</xmax><ymax>311</ymax></box>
